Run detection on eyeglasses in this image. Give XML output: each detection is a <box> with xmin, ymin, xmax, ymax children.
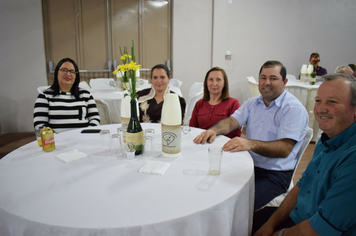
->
<box><xmin>59</xmin><ymin>68</ymin><xmax>78</xmax><ymax>75</ymax></box>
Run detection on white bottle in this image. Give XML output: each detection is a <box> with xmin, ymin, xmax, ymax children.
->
<box><xmin>161</xmin><ymin>94</ymin><xmax>182</xmax><ymax>157</ymax></box>
<box><xmin>300</xmin><ymin>64</ymin><xmax>308</xmax><ymax>83</ymax></box>
<box><xmin>306</xmin><ymin>64</ymin><xmax>313</xmax><ymax>84</ymax></box>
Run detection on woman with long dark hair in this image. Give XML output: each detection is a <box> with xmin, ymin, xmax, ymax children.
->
<box><xmin>137</xmin><ymin>64</ymin><xmax>186</xmax><ymax>123</ymax></box>
<box><xmin>33</xmin><ymin>58</ymin><xmax>100</xmax><ymax>133</ymax></box>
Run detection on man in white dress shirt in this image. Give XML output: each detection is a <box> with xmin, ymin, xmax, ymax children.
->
<box><xmin>193</xmin><ymin>60</ymin><xmax>308</xmax><ymax>211</ymax></box>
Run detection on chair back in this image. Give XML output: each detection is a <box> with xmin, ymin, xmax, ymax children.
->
<box><xmin>79</xmin><ymin>81</ymin><xmax>91</xmax><ymax>90</ymax></box>
<box><xmin>138</xmin><ymin>83</ymin><xmax>152</xmax><ymax>91</ymax></box>
<box><xmin>263</xmin><ymin>127</ymin><xmax>313</xmax><ymax>209</ymax></box>
<box><xmin>89</xmin><ymin>78</ymin><xmax>115</xmax><ymax>90</ymax></box>
<box><xmin>188</xmin><ymin>82</ymin><xmax>203</xmax><ymax>99</ymax></box>
<box><xmin>184</xmin><ymin>91</ymin><xmax>203</xmax><ymax>125</ymax></box>
<box><xmin>286</xmin><ymin>74</ymin><xmax>297</xmax><ymax>81</ymax></box>
<box><xmin>169</xmin><ymin>85</ymin><xmax>183</xmax><ymax>97</ymax></box>
<box><xmin>95</xmin><ymin>99</ymin><xmax>112</xmax><ymax>125</ymax></box>
<box><xmin>37</xmin><ymin>86</ymin><xmax>50</xmax><ymax>94</ymax></box>
<box><xmin>169</xmin><ymin>78</ymin><xmax>183</xmax><ymax>88</ymax></box>
<box><xmin>247</xmin><ymin>77</ymin><xmax>260</xmax><ymax>98</ymax></box>
<box><xmin>290</xmin><ymin>127</ymin><xmax>313</xmax><ymax>182</ymax></box>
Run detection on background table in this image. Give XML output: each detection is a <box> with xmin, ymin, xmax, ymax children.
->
<box><xmin>285</xmin><ymin>80</ymin><xmax>321</xmax><ymax>142</ymax></box>
<box><xmin>90</xmin><ymin>88</ymin><xmax>126</xmax><ymax>123</ymax></box>
<box><xmin>0</xmin><ymin>124</ymin><xmax>254</xmax><ymax>236</ymax></box>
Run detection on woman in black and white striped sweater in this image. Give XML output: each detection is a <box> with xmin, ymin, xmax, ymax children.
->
<box><xmin>33</xmin><ymin>58</ymin><xmax>100</xmax><ymax>133</ymax></box>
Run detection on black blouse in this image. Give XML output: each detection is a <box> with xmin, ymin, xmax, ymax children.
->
<box><xmin>137</xmin><ymin>88</ymin><xmax>186</xmax><ymax>123</ymax></box>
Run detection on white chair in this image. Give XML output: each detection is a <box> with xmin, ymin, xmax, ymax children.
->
<box><xmin>169</xmin><ymin>85</ymin><xmax>183</xmax><ymax>98</ymax></box>
<box><xmin>184</xmin><ymin>91</ymin><xmax>203</xmax><ymax>125</ymax></box>
<box><xmin>286</xmin><ymin>74</ymin><xmax>297</xmax><ymax>81</ymax></box>
<box><xmin>95</xmin><ymin>99</ymin><xmax>112</xmax><ymax>125</ymax></box>
<box><xmin>89</xmin><ymin>78</ymin><xmax>115</xmax><ymax>90</ymax></box>
<box><xmin>137</xmin><ymin>82</ymin><xmax>152</xmax><ymax>91</ymax></box>
<box><xmin>79</xmin><ymin>81</ymin><xmax>91</xmax><ymax>90</ymax></box>
<box><xmin>169</xmin><ymin>78</ymin><xmax>183</xmax><ymax>88</ymax></box>
<box><xmin>247</xmin><ymin>76</ymin><xmax>260</xmax><ymax>98</ymax></box>
<box><xmin>263</xmin><ymin>127</ymin><xmax>313</xmax><ymax>208</ymax></box>
<box><xmin>37</xmin><ymin>86</ymin><xmax>50</xmax><ymax>94</ymax></box>
<box><xmin>188</xmin><ymin>82</ymin><xmax>204</xmax><ymax>99</ymax></box>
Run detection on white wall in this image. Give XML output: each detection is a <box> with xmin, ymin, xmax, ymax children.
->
<box><xmin>172</xmin><ymin>0</ymin><xmax>213</xmax><ymax>100</ymax></box>
<box><xmin>174</xmin><ymin>0</ymin><xmax>356</xmax><ymax>103</ymax></box>
<box><xmin>0</xmin><ymin>0</ymin><xmax>47</xmax><ymax>133</ymax></box>
<box><xmin>1</xmin><ymin>0</ymin><xmax>356</xmax><ymax>133</ymax></box>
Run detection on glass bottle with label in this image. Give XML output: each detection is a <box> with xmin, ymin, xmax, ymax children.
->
<box><xmin>310</xmin><ymin>66</ymin><xmax>316</xmax><ymax>85</ymax></box>
<box><xmin>126</xmin><ymin>99</ymin><xmax>143</xmax><ymax>155</ymax></box>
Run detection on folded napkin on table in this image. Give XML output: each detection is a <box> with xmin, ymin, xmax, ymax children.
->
<box><xmin>56</xmin><ymin>149</ymin><xmax>88</xmax><ymax>163</ymax></box>
<box><xmin>139</xmin><ymin>161</ymin><xmax>170</xmax><ymax>175</ymax></box>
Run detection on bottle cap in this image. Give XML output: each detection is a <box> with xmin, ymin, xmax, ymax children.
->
<box><xmin>161</xmin><ymin>94</ymin><xmax>182</xmax><ymax>125</ymax></box>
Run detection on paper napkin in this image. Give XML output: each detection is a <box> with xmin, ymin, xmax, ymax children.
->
<box><xmin>139</xmin><ymin>161</ymin><xmax>170</xmax><ymax>175</ymax></box>
<box><xmin>56</xmin><ymin>149</ymin><xmax>88</xmax><ymax>163</ymax></box>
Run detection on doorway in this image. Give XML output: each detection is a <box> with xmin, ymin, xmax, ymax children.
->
<box><xmin>42</xmin><ymin>0</ymin><xmax>172</xmax><ymax>84</ymax></box>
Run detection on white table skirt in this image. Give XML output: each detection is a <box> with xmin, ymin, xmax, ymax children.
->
<box><xmin>0</xmin><ymin>124</ymin><xmax>254</xmax><ymax>236</ymax></box>
<box><xmin>285</xmin><ymin>80</ymin><xmax>321</xmax><ymax>142</ymax></box>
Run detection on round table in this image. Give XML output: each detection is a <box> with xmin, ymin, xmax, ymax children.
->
<box><xmin>0</xmin><ymin>124</ymin><xmax>254</xmax><ymax>236</ymax></box>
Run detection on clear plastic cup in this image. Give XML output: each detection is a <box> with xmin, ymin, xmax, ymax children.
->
<box><xmin>208</xmin><ymin>147</ymin><xmax>223</xmax><ymax>175</ymax></box>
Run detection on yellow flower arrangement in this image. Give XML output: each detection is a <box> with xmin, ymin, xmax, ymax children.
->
<box><xmin>113</xmin><ymin>40</ymin><xmax>141</xmax><ymax>99</ymax></box>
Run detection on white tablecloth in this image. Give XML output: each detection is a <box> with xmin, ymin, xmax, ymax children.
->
<box><xmin>0</xmin><ymin>124</ymin><xmax>254</xmax><ymax>236</ymax></box>
<box><xmin>285</xmin><ymin>80</ymin><xmax>321</xmax><ymax>142</ymax></box>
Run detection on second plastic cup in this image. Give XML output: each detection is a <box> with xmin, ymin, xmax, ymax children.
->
<box><xmin>34</xmin><ymin>127</ymin><xmax>43</xmax><ymax>147</ymax></box>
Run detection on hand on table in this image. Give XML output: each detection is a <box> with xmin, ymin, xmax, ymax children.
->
<box><xmin>193</xmin><ymin>130</ymin><xmax>217</xmax><ymax>144</ymax></box>
<box><xmin>222</xmin><ymin>137</ymin><xmax>252</xmax><ymax>152</ymax></box>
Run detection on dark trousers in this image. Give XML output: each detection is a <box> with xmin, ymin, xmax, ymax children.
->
<box><xmin>252</xmin><ymin>207</ymin><xmax>296</xmax><ymax>234</ymax></box>
<box><xmin>254</xmin><ymin>167</ymin><xmax>293</xmax><ymax>211</ymax></box>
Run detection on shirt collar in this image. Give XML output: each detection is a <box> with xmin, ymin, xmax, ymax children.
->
<box><xmin>321</xmin><ymin>122</ymin><xmax>356</xmax><ymax>150</ymax></box>
<box><xmin>257</xmin><ymin>90</ymin><xmax>287</xmax><ymax>108</ymax></box>
<box><xmin>59</xmin><ymin>90</ymin><xmax>71</xmax><ymax>95</ymax></box>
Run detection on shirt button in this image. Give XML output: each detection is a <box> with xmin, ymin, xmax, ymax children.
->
<box><xmin>307</xmin><ymin>191</ymin><xmax>310</xmax><ymax>194</ymax></box>
<box><xmin>295</xmin><ymin>207</ymin><xmax>298</xmax><ymax>210</ymax></box>
<box><xmin>317</xmin><ymin>170</ymin><xmax>320</xmax><ymax>174</ymax></box>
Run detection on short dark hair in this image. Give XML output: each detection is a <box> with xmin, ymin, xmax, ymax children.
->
<box><xmin>259</xmin><ymin>60</ymin><xmax>287</xmax><ymax>81</ymax></box>
<box><xmin>151</xmin><ymin>64</ymin><xmax>170</xmax><ymax>78</ymax></box>
<box><xmin>348</xmin><ymin>63</ymin><xmax>356</xmax><ymax>72</ymax></box>
<box><xmin>202</xmin><ymin>67</ymin><xmax>230</xmax><ymax>101</ymax></box>
<box><xmin>322</xmin><ymin>73</ymin><xmax>356</xmax><ymax>107</ymax></box>
<box><xmin>310</xmin><ymin>52</ymin><xmax>320</xmax><ymax>60</ymax></box>
<box><xmin>51</xmin><ymin>58</ymin><xmax>80</xmax><ymax>99</ymax></box>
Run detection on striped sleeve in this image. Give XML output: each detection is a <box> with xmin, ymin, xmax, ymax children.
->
<box><xmin>33</xmin><ymin>93</ymin><xmax>50</xmax><ymax>129</ymax></box>
<box><xmin>80</xmin><ymin>90</ymin><xmax>101</xmax><ymax>126</ymax></box>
